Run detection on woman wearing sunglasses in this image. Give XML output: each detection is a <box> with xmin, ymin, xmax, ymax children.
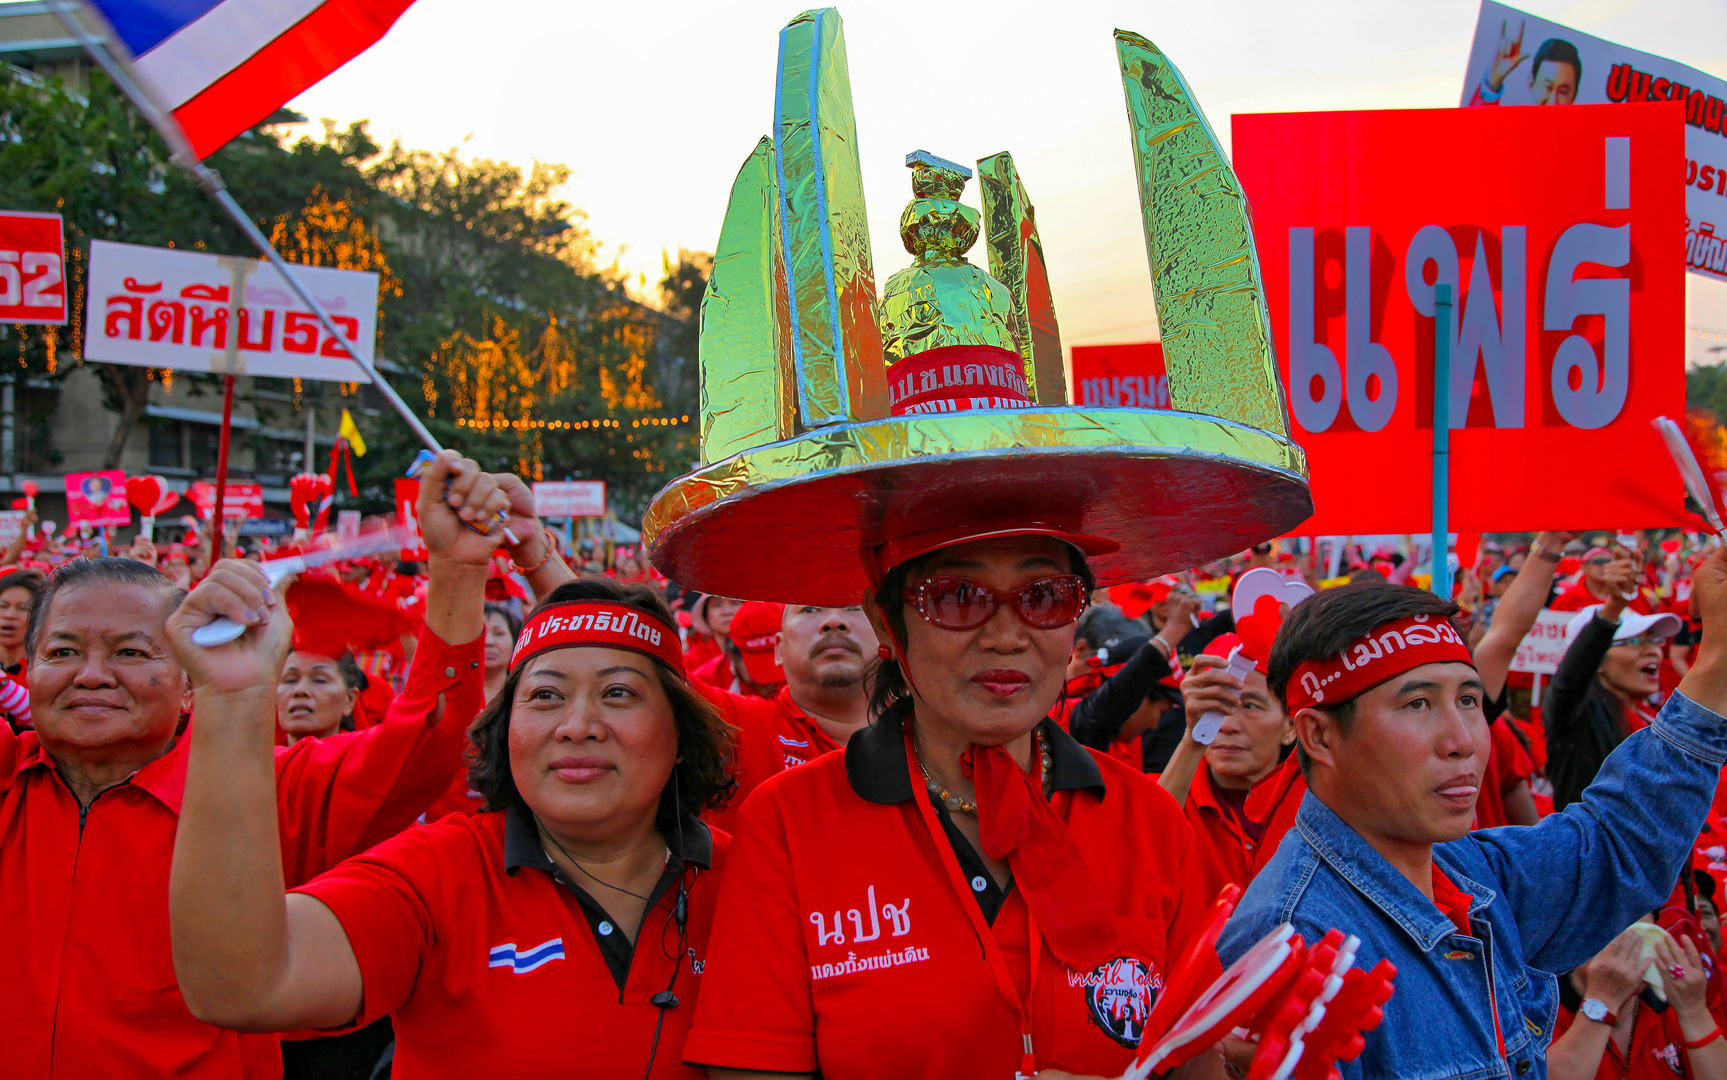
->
<box><xmin>683</xmin><ymin>524</ymin><xmax>1212</xmax><ymax>1080</ymax></box>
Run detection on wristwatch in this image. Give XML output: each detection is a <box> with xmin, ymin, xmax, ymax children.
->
<box><xmin>1580</xmin><ymin>998</ymin><xmax>1617</xmax><ymax>1025</ymax></box>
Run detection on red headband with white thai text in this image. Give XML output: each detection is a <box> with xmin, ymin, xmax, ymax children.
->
<box><xmin>510</xmin><ymin>600</ymin><xmax>685</xmax><ymax>678</ymax></box>
<box><xmin>1285</xmin><ymin>614</ymin><xmax>1473</xmax><ymax>714</ymax></box>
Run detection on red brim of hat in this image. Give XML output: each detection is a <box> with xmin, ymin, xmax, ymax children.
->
<box><xmin>645</xmin><ymin>409</ymin><xmax>1311</xmax><ymax>607</ymax></box>
<box><xmin>737</xmin><ymin>646</ymin><xmax>784</xmax><ymax>687</ymax></box>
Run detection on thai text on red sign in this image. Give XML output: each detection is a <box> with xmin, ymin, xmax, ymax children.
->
<box><xmin>1233</xmin><ymin>102</ymin><xmax>1685</xmax><ymax>535</ymax></box>
<box><xmin>84</xmin><ymin>240</ymin><xmax>378</xmax><ymax>382</ymax></box>
<box><xmin>0</xmin><ymin>211</ymin><xmax>67</xmax><ymax>325</ymax></box>
<box><xmin>1070</xmin><ymin>342</ymin><xmax>1168</xmax><ymax>409</ymax></box>
<box><xmin>188</xmin><ymin>481</ymin><xmax>264</xmax><ymax>519</ymax></box>
<box><xmin>533</xmin><ymin>481</ymin><xmax>606</xmax><ymax>518</ymax></box>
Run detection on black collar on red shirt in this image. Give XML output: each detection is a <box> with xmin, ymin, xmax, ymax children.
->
<box><xmin>845</xmin><ymin>700</ymin><xmax>1106</xmax><ymax>805</ymax></box>
<box><xmin>501</xmin><ymin>800</ymin><xmax>713</xmax><ymax>875</ymax></box>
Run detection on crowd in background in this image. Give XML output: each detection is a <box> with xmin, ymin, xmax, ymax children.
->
<box><xmin>7</xmin><ymin>466</ymin><xmax>1727</xmax><ymax>1080</ymax></box>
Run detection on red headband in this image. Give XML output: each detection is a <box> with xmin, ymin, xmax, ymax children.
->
<box><xmin>1285</xmin><ymin>614</ymin><xmax>1473</xmax><ymax>714</ymax></box>
<box><xmin>510</xmin><ymin>600</ymin><xmax>685</xmax><ymax>677</ymax></box>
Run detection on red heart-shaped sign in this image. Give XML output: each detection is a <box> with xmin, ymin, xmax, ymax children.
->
<box><xmin>126</xmin><ymin>475</ymin><xmax>166</xmax><ymax>515</ymax></box>
<box><xmin>20</xmin><ymin>480</ymin><xmax>38</xmax><ymax>499</ymax></box>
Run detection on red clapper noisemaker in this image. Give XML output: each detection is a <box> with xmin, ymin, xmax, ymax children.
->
<box><xmin>1120</xmin><ymin>886</ymin><xmax>1396</xmax><ymax>1080</ymax></box>
<box><xmin>1653</xmin><ymin>416</ymin><xmax>1727</xmax><ymax>545</ymax></box>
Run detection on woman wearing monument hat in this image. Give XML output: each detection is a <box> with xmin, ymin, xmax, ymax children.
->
<box><xmin>166</xmin><ymin>500</ymin><xmax>739</xmax><ymax>1077</ymax></box>
<box><xmin>656</xmin><ymin>18</ymin><xmax>1313</xmax><ymax>1079</ymax></box>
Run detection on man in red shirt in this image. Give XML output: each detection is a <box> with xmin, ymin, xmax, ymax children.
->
<box><xmin>702</xmin><ymin>604</ymin><xmax>880</xmax><ymax>836</ymax></box>
<box><xmin>1554</xmin><ymin>547</ymin><xmax>1653</xmax><ymax>614</ymax></box>
<box><xmin>0</xmin><ymin>450</ymin><xmax>503</xmax><ymax>1080</ymax></box>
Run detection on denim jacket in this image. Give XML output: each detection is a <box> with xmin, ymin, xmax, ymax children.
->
<box><xmin>1218</xmin><ymin>691</ymin><xmax>1727</xmax><ymax>1080</ymax></box>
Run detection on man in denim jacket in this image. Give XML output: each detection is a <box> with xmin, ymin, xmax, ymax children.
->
<box><xmin>1218</xmin><ymin>555</ymin><xmax>1727</xmax><ymax>1080</ymax></box>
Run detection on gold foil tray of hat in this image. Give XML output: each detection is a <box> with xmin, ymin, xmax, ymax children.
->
<box><xmin>977</xmin><ymin>152</ymin><xmax>1067</xmax><ymax>406</ymax></box>
<box><xmin>1115</xmin><ymin>30</ymin><xmax>1291</xmax><ymax>437</ymax></box>
<box><xmin>774</xmin><ymin>8</ymin><xmax>889</xmax><ymax>427</ymax></box>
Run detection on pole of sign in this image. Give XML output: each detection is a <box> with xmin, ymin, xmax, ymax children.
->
<box><xmin>1432</xmin><ymin>283</ymin><xmax>1452</xmax><ymax>600</ymax></box>
<box><xmin>51</xmin><ymin>2</ymin><xmax>443</xmax><ymax>455</ymax></box>
<box><xmin>212</xmin><ymin>374</ymin><xmax>234</xmax><ymax>556</ymax></box>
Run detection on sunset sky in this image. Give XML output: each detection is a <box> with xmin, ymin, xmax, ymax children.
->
<box><xmin>280</xmin><ymin>0</ymin><xmax>1727</xmax><ymax>361</ymax></box>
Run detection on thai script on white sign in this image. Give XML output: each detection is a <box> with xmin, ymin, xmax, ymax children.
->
<box><xmin>85</xmin><ymin>240</ymin><xmax>378</xmax><ymax>382</ymax></box>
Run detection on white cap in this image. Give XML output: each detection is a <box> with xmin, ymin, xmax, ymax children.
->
<box><xmin>1564</xmin><ymin>604</ymin><xmax>1682</xmax><ymax>647</ymax></box>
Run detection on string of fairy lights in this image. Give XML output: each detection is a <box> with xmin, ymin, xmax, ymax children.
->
<box><xmin>454</xmin><ymin>414</ymin><xmax>693</xmax><ymax>431</ymax></box>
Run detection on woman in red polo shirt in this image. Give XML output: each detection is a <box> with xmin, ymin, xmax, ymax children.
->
<box><xmin>684</xmin><ymin>527</ymin><xmax>1211</xmax><ymax>1080</ymax></box>
<box><xmin>1156</xmin><ymin>634</ymin><xmax>1296</xmax><ymax>902</ymax></box>
<box><xmin>165</xmin><ymin>571</ymin><xmax>737</xmax><ymax>1079</ymax></box>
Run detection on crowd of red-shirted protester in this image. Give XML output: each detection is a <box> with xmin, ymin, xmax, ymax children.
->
<box><xmin>5</xmin><ymin>456</ymin><xmax>1727</xmax><ymax>1080</ymax></box>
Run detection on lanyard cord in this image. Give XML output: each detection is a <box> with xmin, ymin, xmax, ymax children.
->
<box><xmin>904</xmin><ymin>729</ymin><xmax>1040</xmax><ymax>1077</ymax></box>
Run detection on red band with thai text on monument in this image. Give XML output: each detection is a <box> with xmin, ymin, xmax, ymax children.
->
<box><xmin>1285</xmin><ymin>614</ymin><xmax>1473</xmax><ymax>713</ymax></box>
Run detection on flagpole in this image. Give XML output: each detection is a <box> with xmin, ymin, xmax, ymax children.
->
<box><xmin>212</xmin><ymin>374</ymin><xmax>234</xmax><ymax>555</ymax></box>
<box><xmin>51</xmin><ymin>2</ymin><xmax>444</xmax><ymax>457</ymax></box>
<box><xmin>1432</xmin><ymin>283</ymin><xmax>1452</xmax><ymax>600</ymax></box>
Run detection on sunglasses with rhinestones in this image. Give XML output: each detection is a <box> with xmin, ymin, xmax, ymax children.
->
<box><xmin>904</xmin><ymin>574</ymin><xmax>1089</xmax><ymax>631</ymax></box>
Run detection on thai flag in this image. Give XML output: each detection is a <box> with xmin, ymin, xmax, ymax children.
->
<box><xmin>84</xmin><ymin>0</ymin><xmax>417</xmax><ymax>160</ymax></box>
<box><xmin>487</xmin><ymin>938</ymin><xmax>565</xmax><ymax>975</ymax></box>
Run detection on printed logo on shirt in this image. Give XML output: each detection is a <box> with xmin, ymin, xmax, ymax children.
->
<box><xmin>806</xmin><ymin>885</ymin><xmax>923</xmax><ymax>980</ymax></box>
<box><xmin>807</xmin><ymin>885</ymin><xmax>912</xmax><ymax>946</ymax></box>
<box><xmin>487</xmin><ymin>937</ymin><xmax>565</xmax><ymax>974</ymax></box>
<box><xmin>1076</xmin><ymin>957</ymin><xmax>1159</xmax><ymax>1048</ymax></box>
<box><xmin>777</xmin><ymin>736</ymin><xmax>811</xmax><ymax>748</ymax></box>
<box><xmin>1654</xmin><ymin>1043</ymin><xmax>1683</xmax><ymax>1073</ymax></box>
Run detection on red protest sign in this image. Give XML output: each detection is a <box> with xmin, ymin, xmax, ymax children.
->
<box><xmin>1233</xmin><ymin>102</ymin><xmax>1685</xmax><ymax>535</ymax></box>
<box><xmin>187</xmin><ymin>480</ymin><xmax>264</xmax><ymax>519</ymax></box>
<box><xmin>64</xmin><ymin>470</ymin><xmax>131</xmax><ymax>528</ymax></box>
<box><xmin>0</xmin><ymin>212</ymin><xmax>67</xmax><ymax>326</ymax></box>
<box><xmin>1070</xmin><ymin>342</ymin><xmax>1168</xmax><ymax>409</ymax></box>
<box><xmin>395</xmin><ymin>479</ymin><xmax>427</xmax><ymax>561</ymax></box>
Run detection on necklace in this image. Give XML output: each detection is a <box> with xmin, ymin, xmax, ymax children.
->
<box><xmin>535</xmin><ymin>817</ymin><xmax>667</xmax><ymax>904</ymax></box>
<box><xmin>914</xmin><ymin>725</ymin><xmax>1053</xmax><ymax>815</ymax></box>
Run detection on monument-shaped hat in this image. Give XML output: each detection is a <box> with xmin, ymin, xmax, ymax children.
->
<box><xmin>644</xmin><ymin>10</ymin><xmax>1312</xmax><ymax>605</ymax></box>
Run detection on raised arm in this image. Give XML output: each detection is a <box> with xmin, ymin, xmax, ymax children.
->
<box><xmin>1470</xmin><ymin>547</ymin><xmax>1727</xmax><ymax>974</ymax></box>
<box><xmin>274</xmin><ymin>452</ymin><xmax>505</xmax><ymax>883</ymax></box>
<box><xmin>1067</xmin><ymin>624</ymin><xmax>1181</xmax><ymax>752</ymax></box>
<box><xmin>494</xmin><ymin>471</ymin><xmax>578</xmax><ymax>599</ymax></box>
<box><xmin>1158</xmin><ymin>653</ymin><xmax>1237</xmax><ymax>805</ymax></box>
<box><xmin>1474</xmin><ymin>532</ymin><xmax>1572</xmax><ymax>698</ymax></box>
<box><xmin>166</xmin><ymin>558</ymin><xmax>365</xmax><ymax>1030</ymax></box>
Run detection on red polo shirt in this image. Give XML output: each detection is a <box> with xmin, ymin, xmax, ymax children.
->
<box><xmin>1183</xmin><ymin>764</ymin><xmax>1257</xmax><ymax>904</ymax></box>
<box><xmin>684</xmin><ymin>709</ymin><xmax>1207</xmax><ymax>1078</ymax></box>
<box><xmin>1554</xmin><ymin>1001</ymin><xmax>1692</xmax><ymax>1080</ymax></box>
<box><xmin>698</xmin><ymin>685</ymin><xmax>851</xmax><ymax>836</ymax></box>
<box><xmin>296</xmin><ymin>804</ymin><xmax>728</xmax><ymax>1079</ymax></box>
<box><xmin>0</xmin><ymin>623</ymin><xmax>481</xmax><ymax>1080</ymax></box>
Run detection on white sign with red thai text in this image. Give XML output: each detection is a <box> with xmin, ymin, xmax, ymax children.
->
<box><xmin>1510</xmin><ymin>608</ymin><xmax>1577</xmax><ymax>675</ymax></box>
<box><xmin>0</xmin><ymin>511</ymin><xmax>27</xmax><ymax>545</ymax></box>
<box><xmin>395</xmin><ymin>479</ymin><xmax>428</xmax><ymax>561</ymax></box>
<box><xmin>84</xmin><ymin>240</ymin><xmax>378</xmax><ymax>381</ymax></box>
<box><xmin>0</xmin><ymin>211</ymin><xmax>66</xmax><ymax>325</ymax></box>
<box><xmin>1463</xmin><ymin>1</ymin><xmax>1727</xmax><ymax>283</ymax></box>
<box><xmin>534</xmin><ymin>481</ymin><xmax>606</xmax><ymax>518</ymax></box>
<box><xmin>65</xmin><ymin>470</ymin><xmax>131</xmax><ymax>528</ymax></box>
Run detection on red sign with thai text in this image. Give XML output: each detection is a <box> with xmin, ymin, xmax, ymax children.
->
<box><xmin>1233</xmin><ymin>102</ymin><xmax>1685</xmax><ymax>534</ymax></box>
<box><xmin>188</xmin><ymin>481</ymin><xmax>265</xmax><ymax>520</ymax></box>
<box><xmin>0</xmin><ymin>211</ymin><xmax>66</xmax><ymax>326</ymax></box>
<box><xmin>1071</xmin><ymin>342</ymin><xmax>1168</xmax><ymax>409</ymax></box>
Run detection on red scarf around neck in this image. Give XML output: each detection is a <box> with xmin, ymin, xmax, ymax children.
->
<box><xmin>959</xmin><ymin>736</ymin><xmax>1122</xmax><ymax>972</ymax></box>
